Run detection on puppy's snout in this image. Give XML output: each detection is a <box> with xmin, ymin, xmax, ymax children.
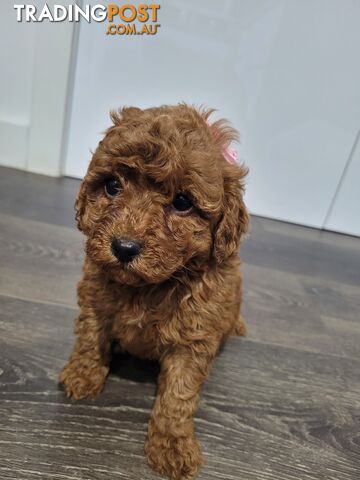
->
<box><xmin>111</xmin><ymin>238</ymin><xmax>142</xmax><ymax>263</ymax></box>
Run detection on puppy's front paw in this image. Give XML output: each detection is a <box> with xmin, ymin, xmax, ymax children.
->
<box><xmin>59</xmin><ymin>359</ymin><xmax>108</xmax><ymax>400</ymax></box>
<box><xmin>145</xmin><ymin>425</ymin><xmax>202</xmax><ymax>480</ymax></box>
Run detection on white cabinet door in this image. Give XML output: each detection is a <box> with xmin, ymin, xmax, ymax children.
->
<box><xmin>0</xmin><ymin>2</ymin><xmax>74</xmax><ymax>176</ymax></box>
<box><xmin>65</xmin><ymin>0</ymin><xmax>360</xmax><ymax>231</ymax></box>
<box><xmin>0</xmin><ymin>6</ymin><xmax>35</xmax><ymax>170</ymax></box>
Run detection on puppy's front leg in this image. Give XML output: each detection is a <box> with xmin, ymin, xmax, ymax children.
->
<box><xmin>145</xmin><ymin>346</ymin><xmax>215</xmax><ymax>480</ymax></box>
<box><xmin>59</xmin><ymin>307</ymin><xmax>111</xmax><ymax>400</ymax></box>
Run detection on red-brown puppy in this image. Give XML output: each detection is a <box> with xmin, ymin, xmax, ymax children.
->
<box><xmin>60</xmin><ymin>104</ymin><xmax>248</xmax><ymax>479</ymax></box>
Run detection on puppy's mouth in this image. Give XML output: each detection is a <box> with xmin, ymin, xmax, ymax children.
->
<box><xmin>104</xmin><ymin>259</ymin><xmax>145</xmax><ymax>286</ymax></box>
<box><xmin>109</xmin><ymin>251</ymin><xmax>181</xmax><ymax>286</ymax></box>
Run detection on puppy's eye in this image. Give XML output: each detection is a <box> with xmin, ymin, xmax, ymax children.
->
<box><xmin>172</xmin><ymin>193</ymin><xmax>193</xmax><ymax>212</ymax></box>
<box><xmin>104</xmin><ymin>178</ymin><xmax>121</xmax><ymax>196</ymax></box>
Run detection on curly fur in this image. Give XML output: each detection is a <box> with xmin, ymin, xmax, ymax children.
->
<box><xmin>60</xmin><ymin>104</ymin><xmax>249</xmax><ymax>479</ymax></box>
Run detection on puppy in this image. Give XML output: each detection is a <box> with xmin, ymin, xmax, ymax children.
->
<box><xmin>60</xmin><ymin>104</ymin><xmax>249</xmax><ymax>479</ymax></box>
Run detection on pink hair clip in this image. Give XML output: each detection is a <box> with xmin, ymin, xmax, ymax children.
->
<box><xmin>206</xmin><ymin>120</ymin><xmax>239</xmax><ymax>165</ymax></box>
<box><xmin>223</xmin><ymin>145</ymin><xmax>238</xmax><ymax>165</ymax></box>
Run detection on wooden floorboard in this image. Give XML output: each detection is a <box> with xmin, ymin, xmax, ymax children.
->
<box><xmin>0</xmin><ymin>212</ymin><xmax>82</xmax><ymax>307</ymax></box>
<box><xmin>0</xmin><ymin>166</ymin><xmax>359</xmax><ymax>479</ymax></box>
<box><xmin>0</xmin><ymin>166</ymin><xmax>80</xmax><ymax>229</ymax></box>
<box><xmin>1</xmin><ymin>295</ymin><xmax>360</xmax><ymax>480</ymax></box>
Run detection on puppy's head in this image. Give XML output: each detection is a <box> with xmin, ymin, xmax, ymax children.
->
<box><xmin>76</xmin><ymin>104</ymin><xmax>248</xmax><ymax>285</ymax></box>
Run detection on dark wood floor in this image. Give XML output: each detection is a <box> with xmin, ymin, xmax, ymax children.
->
<box><xmin>0</xmin><ymin>165</ymin><xmax>359</xmax><ymax>480</ymax></box>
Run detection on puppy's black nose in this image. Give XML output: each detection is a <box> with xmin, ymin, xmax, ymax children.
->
<box><xmin>111</xmin><ymin>238</ymin><xmax>142</xmax><ymax>263</ymax></box>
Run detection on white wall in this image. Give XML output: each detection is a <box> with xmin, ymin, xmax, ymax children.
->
<box><xmin>64</xmin><ymin>0</ymin><xmax>360</xmax><ymax>235</ymax></box>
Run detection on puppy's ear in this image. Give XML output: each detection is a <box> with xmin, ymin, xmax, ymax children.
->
<box><xmin>75</xmin><ymin>180</ymin><xmax>87</xmax><ymax>232</ymax></box>
<box><xmin>213</xmin><ymin>166</ymin><xmax>249</xmax><ymax>263</ymax></box>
